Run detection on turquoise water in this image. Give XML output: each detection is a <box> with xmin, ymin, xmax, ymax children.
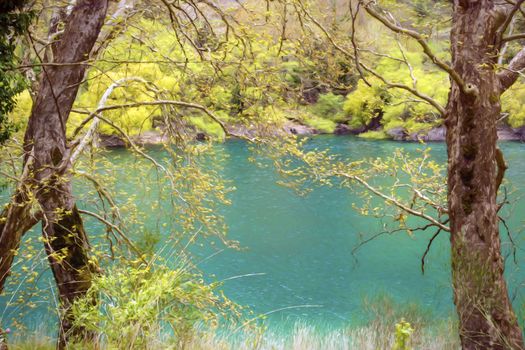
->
<box><xmin>2</xmin><ymin>136</ymin><xmax>525</xmax><ymax>334</ymax></box>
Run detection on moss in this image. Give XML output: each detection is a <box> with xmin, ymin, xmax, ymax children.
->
<box><xmin>312</xmin><ymin>93</ymin><xmax>346</xmax><ymax>122</ymax></box>
<box><xmin>188</xmin><ymin>116</ymin><xmax>226</xmax><ymax>140</ymax></box>
<box><xmin>359</xmin><ymin>130</ymin><xmax>389</xmax><ymax>139</ymax></box>
<box><xmin>302</xmin><ymin>115</ymin><xmax>337</xmax><ymax>133</ymax></box>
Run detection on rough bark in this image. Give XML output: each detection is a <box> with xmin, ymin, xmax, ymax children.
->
<box><xmin>445</xmin><ymin>1</ymin><xmax>524</xmax><ymax>349</ymax></box>
<box><xmin>0</xmin><ymin>0</ymin><xmax>108</xmax><ymax>348</ymax></box>
<box><xmin>0</xmin><ymin>189</ymin><xmax>40</xmax><ymax>294</ymax></box>
<box><xmin>28</xmin><ymin>1</ymin><xmax>108</xmax><ymax>346</ymax></box>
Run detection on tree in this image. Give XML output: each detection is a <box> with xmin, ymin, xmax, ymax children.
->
<box><xmin>0</xmin><ymin>0</ymin><xmax>109</xmax><ymax>347</ymax></box>
<box><xmin>444</xmin><ymin>2</ymin><xmax>525</xmax><ymax>348</ymax></box>
<box><xmin>280</xmin><ymin>0</ymin><xmax>525</xmax><ymax>348</ymax></box>
<box><xmin>0</xmin><ymin>0</ymin><xmax>258</xmax><ymax>347</ymax></box>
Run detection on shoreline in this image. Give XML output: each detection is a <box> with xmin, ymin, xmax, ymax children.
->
<box><xmin>100</xmin><ymin>123</ymin><xmax>525</xmax><ymax>148</ymax></box>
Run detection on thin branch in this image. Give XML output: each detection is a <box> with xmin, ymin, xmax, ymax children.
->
<box><xmin>421</xmin><ymin>228</ymin><xmax>443</xmax><ymax>274</ymax></box>
<box><xmin>497</xmin><ymin>0</ymin><xmax>525</xmax><ymax>48</ymax></box>
<box><xmin>335</xmin><ymin>171</ymin><xmax>450</xmax><ymax>232</ymax></box>
<box><xmin>501</xmin><ymin>33</ymin><xmax>525</xmax><ymax>43</ymax></box>
<box><xmin>498</xmin><ymin>47</ymin><xmax>525</xmax><ymax>91</ymax></box>
<box><xmin>359</xmin><ymin>62</ymin><xmax>446</xmax><ymax>115</ymax></box>
<box><xmin>77</xmin><ymin>209</ymin><xmax>146</xmax><ymax>263</ymax></box>
<box><xmin>360</xmin><ymin>1</ymin><xmax>467</xmax><ymax>94</ymax></box>
<box><xmin>71</xmin><ymin>77</ymin><xmax>147</xmax><ymax>163</ymax></box>
<box><xmin>73</xmin><ymin>100</ymin><xmax>253</xmax><ymax>140</ymax></box>
<box><xmin>499</xmin><ymin>215</ymin><xmax>517</xmax><ymax>265</ymax></box>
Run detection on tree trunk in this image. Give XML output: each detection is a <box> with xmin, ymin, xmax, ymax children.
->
<box><xmin>0</xmin><ymin>1</ymin><xmax>108</xmax><ymax>348</ymax></box>
<box><xmin>0</xmin><ymin>190</ymin><xmax>40</xmax><ymax>294</ymax></box>
<box><xmin>445</xmin><ymin>1</ymin><xmax>524</xmax><ymax>349</ymax></box>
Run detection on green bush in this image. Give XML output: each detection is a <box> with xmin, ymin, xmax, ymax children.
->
<box><xmin>71</xmin><ymin>264</ymin><xmax>239</xmax><ymax>348</ymax></box>
<box><xmin>393</xmin><ymin>319</ymin><xmax>414</xmax><ymax>350</ymax></box>
<box><xmin>313</xmin><ymin>93</ymin><xmax>346</xmax><ymax>121</ymax></box>
<box><xmin>343</xmin><ymin>49</ymin><xmax>449</xmax><ymax>133</ymax></box>
<box><xmin>302</xmin><ymin>114</ymin><xmax>337</xmax><ymax>133</ymax></box>
<box><xmin>502</xmin><ymin>80</ymin><xmax>525</xmax><ymax>128</ymax></box>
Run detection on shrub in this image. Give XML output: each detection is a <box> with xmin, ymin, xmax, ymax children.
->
<box><xmin>70</xmin><ymin>263</ymin><xmax>239</xmax><ymax>349</ymax></box>
<box><xmin>313</xmin><ymin>93</ymin><xmax>346</xmax><ymax>122</ymax></box>
<box><xmin>393</xmin><ymin>319</ymin><xmax>414</xmax><ymax>350</ymax></box>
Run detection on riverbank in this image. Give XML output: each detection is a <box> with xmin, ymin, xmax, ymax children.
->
<box><xmin>98</xmin><ymin>122</ymin><xmax>525</xmax><ymax>147</ymax></box>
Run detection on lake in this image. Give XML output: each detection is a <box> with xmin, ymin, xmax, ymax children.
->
<box><xmin>2</xmin><ymin>136</ymin><xmax>525</xmax><ymax>335</ymax></box>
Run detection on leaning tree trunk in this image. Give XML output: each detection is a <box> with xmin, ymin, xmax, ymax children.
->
<box><xmin>445</xmin><ymin>1</ymin><xmax>524</xmax><ymax>349</ymax></box>
<box><xmin>0</xmin><ymin>0</ymin><xmax>108</xmax><ymax>348</ymax></box>
<box><xmin>0</xmin><ymin>190</ymin><xmax>41</xmax><ymax>294</ymax></box>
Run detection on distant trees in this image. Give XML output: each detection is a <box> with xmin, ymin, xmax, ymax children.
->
<box><xmin>0</xmin><ymin>0</ymin><xmax>32</xmax><ymax>144</ymax></box>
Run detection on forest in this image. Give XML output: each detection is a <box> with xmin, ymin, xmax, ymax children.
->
<box><xmin>1</xmin><ymin>0</ymin><xmax>525</xmax><ymax>349</ymax></box>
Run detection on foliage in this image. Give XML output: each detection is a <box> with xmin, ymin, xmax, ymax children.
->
<box><xmin>312</xmin><ymin>93</ymin><xmax>346</xmax><ymax>121</ymax></box>
<box><xmin>393</xmin><ymin>319</ymin><xmax>414</xmax><ymax>350</ymax></box>
<box><xmin>359</xmin><ymin>130</ymin><xmax>389</xmax><ymax>139</ymax></box>
<box><xmin>62</xmin><ymin>18</ymin><xmax>294</xmax><ymax>139</ymax></box>
<box><xmin>502</xmin><ymin>80</ymin><xmax>525</xmax><ymax>128</ymax></box>
<box><xmin>0</xmin><ymin>1</ymin><xmax>32</xmax><ymax>144</ymax></box>
<box><xmin>302</xmin><ymin>114</ymin><xmax>337</xmax><ymax>133</ymax></box>
<box><xmin>71</xmin><ymin>263</ymin><xmax>239</xmax><ymax>348</ymax></box>
<box><xmin>344</xmin><ymin>78</ymin><xmax>388</xmax><ymax>129</ymax></box>
<box><xmin>344</xmin><ymin>50</ymin><xmax>449</xmax><ymax>133</ymax></box>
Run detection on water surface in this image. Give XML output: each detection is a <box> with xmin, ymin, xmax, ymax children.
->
<box><xmin>2</xmin><ymin>136</ymin><xmax>525</xmax><ymax>334</ymax></box>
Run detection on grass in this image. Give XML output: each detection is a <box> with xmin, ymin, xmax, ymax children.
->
<box><xmin>10</xmin><ymin>302</ymin><xmax>460</xmax><ymax>350</ymax></box>
<box><xmin>359</xmin><ymin>130</ymin><xmax>389</xmax><ymax>139</ymax></box>
<box><xmin>9</xmin><ymin>322</ymin><xmax>460</xmax><ymax>350</ymax></box>
<box><xmin>7</xmin><ymin>290</ymin><xmax>460</xmax><ymax>349</ymax></box>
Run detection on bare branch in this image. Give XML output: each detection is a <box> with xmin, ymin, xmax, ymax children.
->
<box><xmin>73</xmin><ymin>100</ymin><xmax>253</xmax><ymax>140</ymax></box>
<box><xmin>295</xmin><ymin>0</ymin><xmax>445</xmax><ymax>115</ymax></box>
<box><xmin>501</xmin><ymin>33</ymin><xmax>525</xmax><ymax>43</ymax></box>
<box><xmin>335</xmin><ymin>171</ymin><xmax>450</xmax><ymax>232</ymax></box>
<box><xmin>360</xmin><ymin>1</ymin><xmax>467</xmax><ymax>94</ymax></box>
<box><xmin>498</xmin><ymin>47</ymin><xmax>525</xmax><ymax>91</ymax></box>
<box><xmin>359</xmin><ymin>62</ymin><xmax>446</xmax><ymax>115</ymax></box>
<box><xmin>421</xmin><ymin>228</ymin><xmax>443</xmax><ymax>274</ymax></box>
<box><xmin>77</xmin><ymin>209</ymin><xmax>146</xmax><ymax>263</ymax></box>
<box><xmin>497</xmin><ymin>0</ymin><xmax>525</xmax><ymax>47</ymax></box>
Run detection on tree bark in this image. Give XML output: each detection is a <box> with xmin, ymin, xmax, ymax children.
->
<box><xmin>445</xmin><ymin>1</ymin><xmax>524</xmax><ymax>349</ymax></box>
<box><xmin>28</xmin><ymin>1</ymin><xmax>108</xmax><ymax>346</ymax></box>
<box><xmin>0</xmin><ymin>1</ymin><xmax>108</xmax><ymax>348</ymax></box>
<box><xmin>0</xmin><ymin>189</ymin><xmax>40</xmax><ymax>295</ymax></box>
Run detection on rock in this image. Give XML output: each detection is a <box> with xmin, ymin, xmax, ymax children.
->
<box><xmin>386</xmin><ymin>127</ymin><xmax>407</xmax><ymax>141</ymax></box>
<box><xmin>387</xmin><ymin>125</ymin><xmax>522</xmax><ymax>142</ymax></box>
<box><xmin>347</xmin><ymin>126</ymin><xmax>366</xmax><ymax>135</ymax></box>
<box><xmin>497</xmin><ymin>125</ymin><xmax>521</xmax><ymax>141</ymax></box>
<box><xmin>408</xmin><ymin>126</ymin><xmax>446</xmax><ymax>142</ymax></box>
<box><xmin>283</xmin><ymin>121</ymin><xmax>318</xmax><ymax>135</ymax></box>
<box><xmin>135</xmin><ymin>130</ymin><xmax>167</xmax><ymax>145</ymax></box>
<box><xmin>424</xmin><ymin>126</ymin><xmax>447</xmax><ymax>141</ymax></box>
<box><xmin>99</xmin><ymin>131</ymin><xmax>168</xmax><ymax>147</ymax></box>
<box><xmin>196</xmin><ymin>132</ymin><xmax>208</xmax><ymax>141</ymax></box>
<box><xmin>513</xmin><ymin>126</ymin><xmax>525</xmax><ymax>141</ymax></box>
<box><xmin>99</xmin><ymin>134</ymin><xmax>126</xmax><ymax>148</ymax></box>
<box><xmin>334</xmin><ymin>123</ymin><xmax>352</xmax><ymax>135</ymax></box>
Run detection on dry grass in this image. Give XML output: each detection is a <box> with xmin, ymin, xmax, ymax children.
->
<box><xmin>9</xmin><ymin>295</ymin><xmax>460</xmax><ymax>349</ymax></box>
<box><xmin>10</xmin><ymin>321</ymin><xmax>460</xmax><ymax>350</ymax></box>
<box><xmin>186</xmin><ymin>321</ymin><xmax>460</xmax><ymax>350</ymax></box>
